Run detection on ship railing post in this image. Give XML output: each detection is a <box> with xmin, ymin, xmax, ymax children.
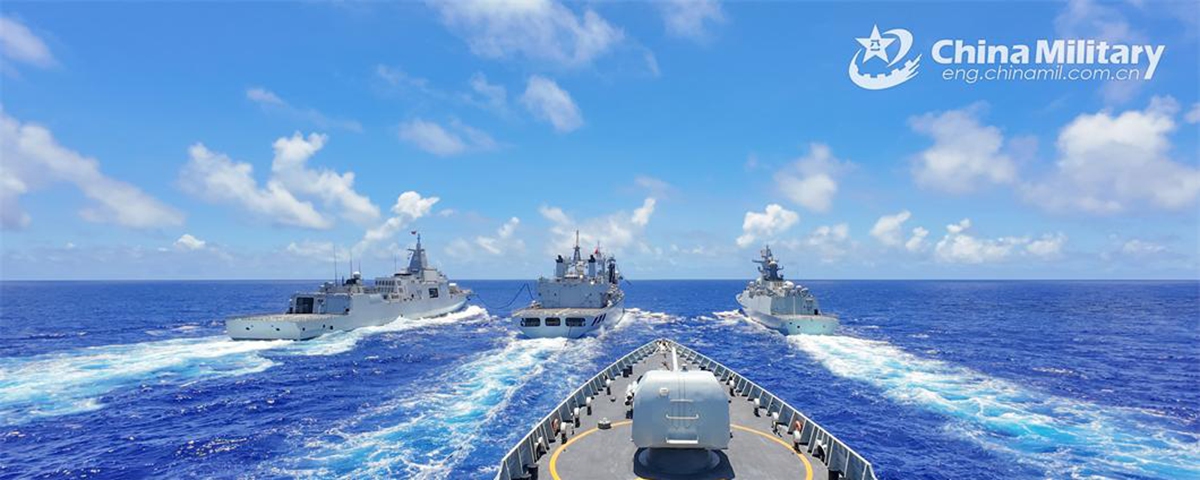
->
<box><xmin>520</xmin><ymin>438</ymin><xmax>533</xmax><ymax>472</ymax></box>
<box><xmin>509</xmin><ymin>447</ymin><xmax>521</xmax><ymax>480</ymax></box>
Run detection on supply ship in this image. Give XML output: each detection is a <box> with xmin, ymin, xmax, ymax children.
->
<box><xmin>513</xmin><ymin>233</ymin><xmax>624</xmax><ymax>338</ymax></box>
<box><xmin>226</xmin><ymin>234</ymin><xmax>469</xmax><ymax>340</ymax></box>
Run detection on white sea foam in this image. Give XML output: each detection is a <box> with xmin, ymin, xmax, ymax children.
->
<box><xmin>790</xmin><ymin>335</ymin><xmax>1200</xmax><ymax>479</ymax></box>
<box><xmin>282</xmin><ymin>306</ymin><xmax>489</xmax><ymax>357</ymax></box>
<box><xmin>283</xmin><ymin>337</ymin><xmax>572</xmax><ymax>480</ymax></box>
<box><xmin>0</xmin><ymin>306</ymin><xmax>490</xmax><ymax>425</ymax></box>
<box><xmin>277</xmin><ymin>308</ymin><xmax>669</xmax><ymax>479</ymax></box>
<box><xmin>710</xmin><ymin>310</ymin><xmax>751</xmax><ymax>326</ymax></box>
<box><xmin>614</xmin><ymin>308</ymin><xmax>675</xmax><ymax>331</ymax></box>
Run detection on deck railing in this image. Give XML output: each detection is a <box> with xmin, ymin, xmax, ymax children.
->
<box><xmin>492</xmin><ymin>338</ymin><xmax>878</xmax><ymax>480</ymax></box>
<box><xmin>672</xmin><ymin>341</ymin><xmax>878</xmax><ymax>480</ymax></box>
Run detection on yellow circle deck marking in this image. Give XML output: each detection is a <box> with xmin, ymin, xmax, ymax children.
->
<box><xmin>731</xmin><ymin>424</ymin><xmax>814</xmax><ymax>480</ymax></box>
<box><xmin>548</xmin><ymin>421</ymin><xmax>813</xmax><ymax>480</ymax></box>
<box><xmin>549</xmin><ymin>420</ymin><xmax>632</xmax><ymax>480</ymax></box>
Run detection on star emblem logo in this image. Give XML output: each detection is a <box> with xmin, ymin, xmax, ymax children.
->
<box><xmin>856</xmin><ymin>25</ymin><xmax>895</xmax><ymax>63</ymax></box>
<box><xmin>847</xmin><ymin>24</ymin><xmax>920</xmax><ymax>90</ymax></box>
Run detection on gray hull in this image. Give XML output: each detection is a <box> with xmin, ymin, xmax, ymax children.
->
<box><xmin>736</xmin><ymin>293</ymin><xmax>838</xmax><ymax>335</ymax></box>
<box><xmin>227</xmin><ymin>294</ymin><xmax>468</xmax><ymax>340</ymax></box>
<box><xmin>513</xmin><ymin>298</ymin><xmax>625</xmax><ymax>339</ymax></box>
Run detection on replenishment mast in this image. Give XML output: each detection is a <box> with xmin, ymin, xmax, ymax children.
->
<box><xmin>513</xmin><ymin>232</ymin><xmax>624</xmax><ymax>339</ymax></box>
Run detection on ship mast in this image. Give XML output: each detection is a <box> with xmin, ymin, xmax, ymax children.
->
<box><xmin>754</xmin><ymin>244</ymin><xmax>783</xmax><ymax>281</ymax></box>
<box><xmin>572</xmin><ymin>230</ymin><xmax>582</xmax><ymax>263</ymax></box>
<box><xmin>407</xmin><ymin>230</ymin><xmax>427</xmax><ymax>280</ymax></box>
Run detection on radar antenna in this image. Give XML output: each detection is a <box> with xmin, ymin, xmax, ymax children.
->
<box><xmin>407</xmin><ymin>230</ymin><xmax>428</xmax><ymax>280</ymax></box>
<box><xmin>753</xmin><ymin>244</ymin><xmax>784</xmax><ymax>281</ymax></box>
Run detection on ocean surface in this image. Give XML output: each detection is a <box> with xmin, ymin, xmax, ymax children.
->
<box><xmin>0</xmin><ymin>280</ymin><xmax>1197</xmax><ymax>480</ymax></box>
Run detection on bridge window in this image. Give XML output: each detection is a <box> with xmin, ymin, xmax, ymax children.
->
<box><xmin>566</xmin><ymin>317</ymin><xmax>585</xmax><ymax>327</ymax></box>
<box><xmin>521</xmin><ymin>318</ymin><xmax>540</xmax><ymax>327</ymax></box>
<box><xmin>545</xmin><ymin>317</ymin><xmax>561</xmax><ymax>327</ymax></box>
<box><xmin>294</xmin><ymin>297</ymin><xmax>315</xmax><ymax>314</ymax></box>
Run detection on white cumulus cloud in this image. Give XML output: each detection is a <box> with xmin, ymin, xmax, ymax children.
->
<box><xmin>871</xmin><ymin>210</ymin><xmax>932</xmax><ymax>253</ymax></box>
<box><xmin>0</xmin><ymin>110</ymin><xmax>183</xmax><ymax>229</ymax></box>
<box><xmin>181</xmin><ymin>143</ymin><xmax>327</xmax><ymax>229</ymax></box>
<box><xmin>180</xmin><ymin>132</ymin><xmax>379</xmax><ymax>229</ymax></box>
<box><xmin>1185</xmin><ymin>103</ymin><xmax>1200</xmax><ymax>124</ymax></box>
<box><xmin>905</xmin><ymin>226</ymin><xmax>930</xmax><ymax>253</ymax></box>
<box><xmin>1022</xmin><ymin>96</ymin><xmax>1200</xmax><ymax>214</ymax></box>
<box><xmin>632</xmin><ymin>198</ymin><xmax>656</xmax><ymax>227</ymax></box>
<box><xmin>0</xmin><ymin>16</ymin><xmax>56</xmax><ymax>68</ymax></box>
<box><xmin>245</xmin><ymin>87</ymin><xmax>362</xmax><ymax>132</ymax></box>
<box><xmin>933</xmin><ymin>218</ymin><xmax>1067</xmax><ymax>264</ymax></box>
<box><xmin>450</xmin><ymin>216</ymin><xmax>526</xmax><ymax>258</ymax></box>
<box><xmin>869</xmin><ymin>210</ymin><xmax>911</xmax><ymax>247</ymax></box>
<box><xmin>285</xmin><ymin>240</ymin><xmax>344</xmax><ymax>260</ymax></box>
<box><xmin>398</xmin><ymin>118</ymin><xmax>498</xmax><ymax>157</ymax></box>
<box><xmin>1026</xmin><ymin>233</ymin><xmax>1067</xmax><ymax>259</ymax></box>
<box><xmin>736</xmin><ymin>204</ymin><xmax>799</xmax><ymax>248</ymax></box>
<box><xmin>428</xmin><ymin>0</ymin><xmax>624</xmax><ymax>67</ymax></box>
<box><xmin>354</xmin><ymin>191</ymin><xmax>439</xmax><ymax>257</ymax></box>
<box><xmin>659</xmin><ymin>0</ymin><xmax>725</xmax><ymax>42</ymax></box>
<box><xmin>173</xmin><ymin>234</ymin><xmax>206</xmax><ymax>251</ymax></box>
<box><xmin>271</xmin><ymin>133</ymin><xmax>380</xmax><ymax>224</ymax></box>
<box><xmin>774</xmin><ymin>143</ymin><xmax>849</xmax><ymax>213</ymax></box>
<box><xmin>1120</xmin><ymin>239</ymin><xmax>1167</xmax><ymax>257</ymax></box>
<box><xmin>520</xmin><ymin>75</ymin><xmax>583</xmax><ymax>133</ymax></box>
<box><xmin>910</xmin><ymin>103</ymin><xmax>1017</xmax><ymax>194</ymax></box>
<box><xmin>468</xmin><ymin>72</ymin><xmax>508</xmax><ymax>113</ymax></box>
<box><xmin>477</xmin><ymin>217</ymin><xmax>523</xmax><ymax>255</ymax></box>
<box><xmin>797</xmin><ymin>223</ymin><xmax>852</xmax><ymax>264</ymax></box>
<box><xmin>934</xmin><ymin>219</ymin><xmax>1021</xmax><ymax>264</ymax></box>
<box><xmin>541</xmin><ymin>197</ymin><xmax>657</xmax><ymax>255</ymax></box>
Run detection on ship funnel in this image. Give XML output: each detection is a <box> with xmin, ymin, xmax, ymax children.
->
<box><xmin>554</xmin><ymin>254</ymin><xmax>567</xmax><ymax>278</ymax></box>
<box><xmin>587</xmin><ymin>255</ymin><xmax>597</xmax><ymax>277</ymax></box>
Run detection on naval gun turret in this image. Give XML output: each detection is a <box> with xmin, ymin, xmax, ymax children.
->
<box><xmin>631</xmin><ymin>343</ymin><xmax>730</xmax><ymax>475</ymax></box>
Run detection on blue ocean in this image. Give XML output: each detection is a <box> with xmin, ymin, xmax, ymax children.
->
<box><xmin>1</xmin><ymin>280</ymin><xmax>1197</xmax><ymax>479</ymax></box>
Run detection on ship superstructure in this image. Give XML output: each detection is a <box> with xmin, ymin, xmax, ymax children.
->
<box><xmin>226</xmin><ymin>234</ymin><xmax>470</xmax><ymax>340</ymax></box>
<box><xmin>736</xmin><ymin>245</ymin><xmax>839</xmax><ymax>335</ymax></box>
<box><xmin>513</xmin><ymin>233</ymin><xmax>624</xmax><ymax>339</ymax></box>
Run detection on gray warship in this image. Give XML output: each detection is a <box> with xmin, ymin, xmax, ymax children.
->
<box><xmin>494</xmin><ymin>338</ymin><xmax>877</xmax><ymax>480</ymax></box>
<box><xmin>226</xmin><ymin>234</ymin><xmax>470</xmax><ymax>340</ymax></box>
<box><xmin>736</xmin><ymin>245</ymin><xmax>839</xmax><ymax>335</ymax></box>
<box><xmin>513</xmin><ymin>232</ymin><xmax>624</xmax><ymax>339</ymax></box>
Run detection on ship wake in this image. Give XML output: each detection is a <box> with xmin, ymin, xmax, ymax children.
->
<box><xmin>790</xmin><ymin>334</ymin><xmax>1200</xmax><ymax>479</ymax></box>
<box><xmin>0</xmin><ymin>306</ymin><xmax>489</xmax><ymax>424</ymax></box>
<box><xmin>279</xmin><ymin>336</ymin><xmax>579</xmax><ymax>480</ymax></box>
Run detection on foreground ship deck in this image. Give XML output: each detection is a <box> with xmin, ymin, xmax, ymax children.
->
<box><xmin>495</xmin><ymin>339</ymin><xmax>877</xmax><ymax>480</ymax></box>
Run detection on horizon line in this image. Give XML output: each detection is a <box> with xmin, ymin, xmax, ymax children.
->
<box><xmin>1</xmin><ymin>277</ymin><xmax>1196</xmax><ymax>282</ymax></box>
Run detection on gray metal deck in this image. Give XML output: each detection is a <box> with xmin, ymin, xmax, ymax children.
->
<box><xmin>534</xmin><ymin>347</ymin><xmax>825</xmax><ymax>480</ymax></box>
<box><xmin>494</xmin><ymin>339</ymin><xmax>877</xmax><ymax>480</ymax></box>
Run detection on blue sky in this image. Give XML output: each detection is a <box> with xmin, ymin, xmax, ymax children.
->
<box><xmin>1</xmin><ymin>1</ymin><xmax>1197</xmax><ymax>280</ymax></box>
